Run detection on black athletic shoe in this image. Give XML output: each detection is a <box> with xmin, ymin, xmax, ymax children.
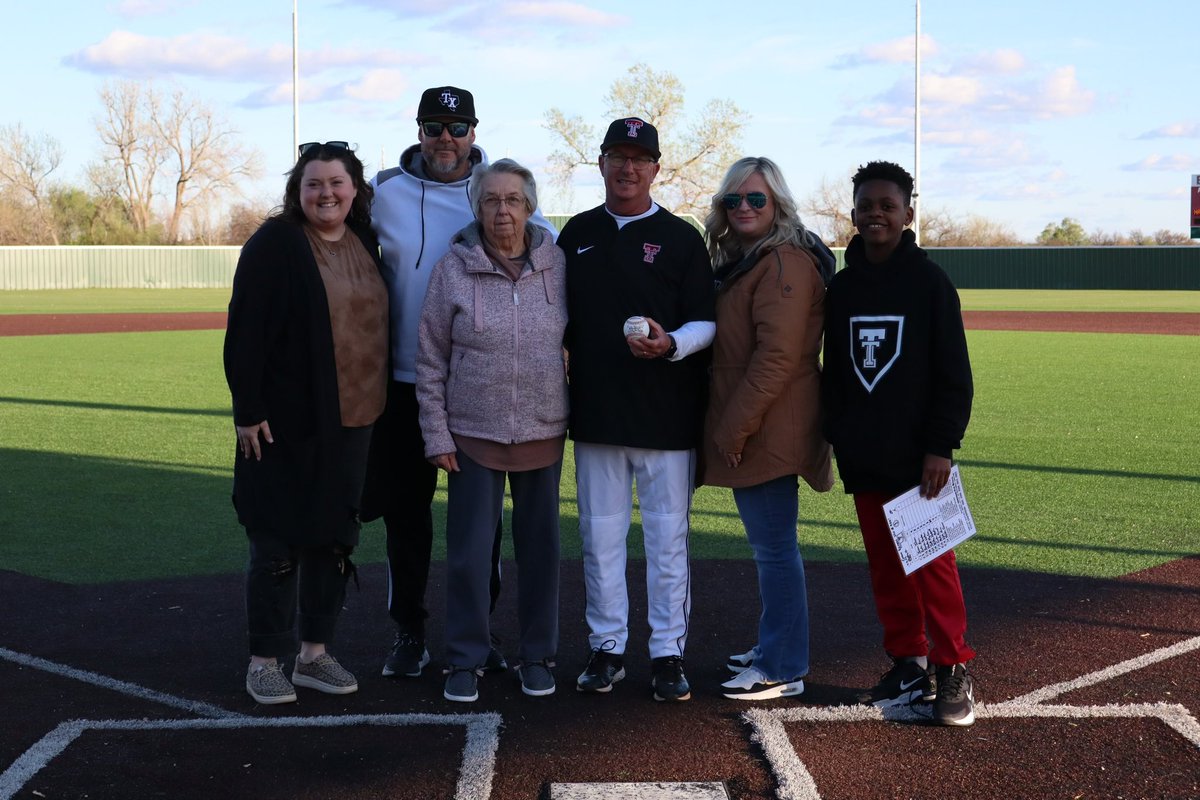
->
<box><xmin>576</xmin><ymin>646</ymin><xmax>625</xmax><ymax>693</ymax></box>
<box><xmin>651</xmin><ymin>655</ymin><xmax>692</xmax><ymax>702</ymax></box>
<box><xmin>933</xmin><ymin>663</ymin><xmax>976</xmax><ymax>727</ymax></box>
<box><xmin>382</xmin><ymin>628</ymin><xmax>430</xmax><ymax>678</ymax></box>
<box><xmin>856</xmin><ymin>657</ymin><xmax>935</xmax><ymax>707</ymax></box>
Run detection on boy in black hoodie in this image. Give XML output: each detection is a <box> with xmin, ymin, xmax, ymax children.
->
<box><xmin>822</xmin><ymin>161</ymin><xmax>977</xmax><ymax>727</ymax></box>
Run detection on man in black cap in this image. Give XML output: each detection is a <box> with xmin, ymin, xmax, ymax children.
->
<box><xmin>559</xmin><ymin>116</ymin><xmax>716</xmax><ymax>702</ymax></box>
<box><xmin>363</xmin><ymin>86</ymin><xmax>553</xmax><ymax>681</ymax></box>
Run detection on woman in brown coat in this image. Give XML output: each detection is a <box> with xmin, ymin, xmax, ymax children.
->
<box><xmin>701</xmin><ymin>156</ymin><xmax>834</xmax><ymax>700</ymax></box>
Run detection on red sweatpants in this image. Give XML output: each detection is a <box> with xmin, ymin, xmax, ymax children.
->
<box><xmin>854</xmin><ymin>492</ymin><xmax>976</xmax><ymax>666</ymax></box>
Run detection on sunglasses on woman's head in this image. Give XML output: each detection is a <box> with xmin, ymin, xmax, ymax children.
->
<box><xmin>421</xmin><ymin>121</ymin><xmax>472</xmax><ymax>138</ymax></box>
<box><xmin>721</xmin><ymin>192</ymin><xmax>768</xmax><ymax>210</ymax></box>
<box><xmin>298</xmin><ymin>140</ymin><xmax>350</xmax><ymax>156</ymax></box>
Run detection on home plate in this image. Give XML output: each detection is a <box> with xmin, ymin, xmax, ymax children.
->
<box><xmin>550</xmin><ymin>782</ymin><xmax>730</xmax><ymax>799</ymax></box>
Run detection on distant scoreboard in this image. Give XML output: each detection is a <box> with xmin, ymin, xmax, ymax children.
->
<box><xmin>1193</xmin><ymin>175</ymin><xmax>1200</xmax><ymax>239</ymax></box>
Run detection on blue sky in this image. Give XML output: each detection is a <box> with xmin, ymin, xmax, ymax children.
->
<box><xmin>6</xmin><ymin>0</ymin><xmax>1196</xmax><ymax>241</ymax></box>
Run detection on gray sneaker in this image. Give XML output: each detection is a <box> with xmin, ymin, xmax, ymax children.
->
<box><xmin>246</xmin><ymin>661</ymin><xmax>297</xmax><ymax>705</ymax></box>
<box><xmin>292</xmin><ymin>653</ymin><xmax>358</xmax><ymax>695</ymax></box>
<box><xmin>444</xmin><ymin>667</ymin><xmax>481</xmax><ymax>703</ymax></box>
<box><xmin>517</xmin><ymin>660</ymin><xmax>556</xmax><ymax>697</ymax></box>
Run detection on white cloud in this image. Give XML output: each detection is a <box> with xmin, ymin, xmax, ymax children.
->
<box><xmin>343</xmin><ymin>69</ymin><xmax>408</xmax><ymax>102</ymax></box>
<box><xmin>957</xmin><ymin>49</ymin><xmax>1025</xmax><ymax>74</ymax></box>
<box><xmin>501</xmin><ymin>1</ymin><xmax>627</xmax><ymax>26</ymax></box>
<box><xmin>1137</xmin><ymin>121</ymin><xmax>1200</xmax><ymax>140</ymax></box>
<box><xmin>922</xmin><ymin>74</ymin><xmax>983</xmax><ymax>106</ymax></box>
<box><xmin>65</xmin><ymin>30</ymin><xmax>416</xmax><ymax>81</ymax></box>
<box><xmin>835</xmin><ymin>34</ymin><xmax>937</xmax><ymax>68</ymax></box>
<box><xmin>1029</xmin><ymin>65</ymin><xmax>1094</xmax><ymax>118</ymax></box>
<box><xmin>1121</xmin><ymin>154</ymin><xmax>1196</xmax><ymax>172</ymax></box>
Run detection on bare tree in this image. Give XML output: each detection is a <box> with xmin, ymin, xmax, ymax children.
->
<box><xmin>799</xmin><ymin>172</ymin><xmax>855</xmax><ymax>246</ymax></box>
<box><xmin>155</xmin><ymin>88</ymin><xmax>262</xmax><ymax>242</ymax></box>
<box><xmin>0</xmin><ymin>124</ymin><xmax>64</xmax><ymax>244</ymax></box>
<box><xmin>1153</xmin><ymin>229</ymin><xmax>1193</xmax><ymax>246</ymax></box>
<box><xmin>544</xmin><ymin>63</ymin><xmax>748</xmax><ymax>219</ymax></box>
<box><xmin>97</xmin><ymin>81</ymin><xmax>162</xmax><ymax>236</ymax></box>
<box><xmin>96</xmin><ymin>81</ymin><xmax>262</xmax><ymax>243</ymax></box>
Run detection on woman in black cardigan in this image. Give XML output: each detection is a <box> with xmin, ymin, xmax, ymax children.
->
<box><xmin>224</xmin><ymin>142</ymin><xmax>388</xmax><ymax>705</ymax></box>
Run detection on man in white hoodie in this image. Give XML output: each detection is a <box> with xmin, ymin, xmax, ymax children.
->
<box><xmin>363</xmin><ymin>86</ymin><xmax>553</xmax><ymax>680</ymax></box>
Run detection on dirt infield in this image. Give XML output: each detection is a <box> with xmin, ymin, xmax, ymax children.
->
<box><xmin>2</xmin><ymin>557</ymin><xmax>1198</xmax><ymax>799</ymax></box>
<box><xmin>2</xmin><ymin>309</ymin><xmax>1197</xmax><ymax>798</ymax></box>
<box><xmin>2</xmin><ymin>309</ymin><xmax>1199</xmax><ymax>337</ymax></box>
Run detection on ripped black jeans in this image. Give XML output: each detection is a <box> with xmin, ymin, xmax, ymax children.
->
<box><xmin>245</xmin><ymin>538</ymin><xmax>355</xmax><ymax>658</ymax></box>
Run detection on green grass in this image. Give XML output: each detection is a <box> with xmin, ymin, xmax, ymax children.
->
<box><xmin>2</xmin><ymin>288</ymin><xmax>1198</xmax><ymax>315</ymax></box>
<box><xmin>958</xmin><ymin>289</ymin><xmax>1200</xmax><ymax>312</ymax></box>
<box><xmin>1</xmin><ymin>317</ymin><xmax>1198</xmax><ymax>584</ymax></box>
<box><xmin>0</xmin><ymin>288</ymin><xmax>231</xmax><ymax>314</ymax></box>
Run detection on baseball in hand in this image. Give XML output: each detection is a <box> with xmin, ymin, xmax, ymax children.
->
<box><xmin>623</xmin><ymin>316</ymin><xmax>650</xmax><ymax>338</ymax></box>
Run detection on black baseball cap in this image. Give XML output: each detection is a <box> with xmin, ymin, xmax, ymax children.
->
<box><xmin>600</xmin><ymin>116</ymin><xmax>660</xmax><ymax>160</ymax></box>
<box><xmin>416</xmin><ymin>86</ymin><xmax>478</xmax><ymax>124</ymax></box>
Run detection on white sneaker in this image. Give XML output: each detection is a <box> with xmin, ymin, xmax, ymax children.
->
<box><xmin>721</xmin><ymin>666</ymin><xmax>804</xmax><ymax>700</ymax></box>
<box><xmin>726</xmin><ymin>647</ymin><xmax>758</xmax><ymax>674</ymax></box>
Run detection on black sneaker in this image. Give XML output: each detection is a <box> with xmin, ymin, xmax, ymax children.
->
<box><xmin>382</xmin><ymin>628</ymin><xmax>430</xmax><ymax>678</ymax></box>
<box><xmin>856</xmin><ymin>657</ymin><xmax>934</xmax><ymax>707</ymax></box>
<box><xmin>933</xmin><ymin>663</ymin><xmax>976</xmax><ymax>727</ymax></box>
<box><xmin>651</xmin><ymin>655</ymin><xmax>691</xmax><ymax>702</ymax></box>
<box><xmin>576</xmin><ymin>645</ymin><xmax>625</xmax><ymax>693</ymax></box>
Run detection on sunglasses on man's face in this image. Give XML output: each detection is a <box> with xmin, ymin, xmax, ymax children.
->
<box><xmin>421</xmin><ymin>121</ymin><xmax>472</xmax><ymax>139</ymax></box>
<box><xmin>721</xmin><ymin>192</ymin><xmax>768</xmax><ymax>210</ymax></box>
<box><xmin>298</xmin><ymin>140</ymin><xmax>350</xmax><ymax>156</ymax></box>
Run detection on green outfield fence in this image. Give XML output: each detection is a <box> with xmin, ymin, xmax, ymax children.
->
<box><xmin>0</xmin><ymin>243</ymin><xmax>1195</xmax><ymax>291</ymax></box>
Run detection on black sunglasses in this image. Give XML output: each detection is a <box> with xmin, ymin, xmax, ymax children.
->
<box><xmin>721</xmin><ymin>192</ymin><xmax>768</xmax><ymax>210</ymax></box>
<box><xmin>421</xmin><ymin>121</ymin><xmax>472</xmax><ymax>138</ymax></box>
<box><xmin>298</xmin><ymin>140</ymin><xmax>350</xmax><ymax>156</ymax></box>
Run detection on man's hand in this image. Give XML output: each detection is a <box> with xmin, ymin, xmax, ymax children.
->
<box><xmin>920</xmin><ymin>453</ymin><xmax>951</xmax><ymax>499</ymax></box>
<box><xmin>235</xmin><ymin>421</ymin><xmax>274</xmax><ymax>461</ymax></box>
<box><xmin>627</xmin><ymin>316</ymin><xmax>670</xmax><ymax>359</ymax></box>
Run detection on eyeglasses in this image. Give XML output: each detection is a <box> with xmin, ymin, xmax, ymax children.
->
<box><xmin>720</xmin><ymin>192</ymin><xmax>768</xmax><ymax>210</ymax></box>
<box><xmin>480</xmin><ymin>195</ymin><xmax>527</xmax><ymax>212</ymax></box>
<box><xmin>603</xmin><ymin>152</ymin><xmax>657</xmax><ymax>171</ymax></box>
<box><xmin>298</xmin><ymin>140</ymin><xmax>350</xmax><ymax>156</ymax></box>
<box><xmin>421</xmin><ymin>121</ymin><xmax>472</xmax><ymax>138</ymax></box>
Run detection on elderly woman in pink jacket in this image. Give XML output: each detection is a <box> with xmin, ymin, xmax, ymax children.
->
<box><xmin>416</xmin><ymin>158</ymin><xmax>568</xmax><ymax>704</ymax></box>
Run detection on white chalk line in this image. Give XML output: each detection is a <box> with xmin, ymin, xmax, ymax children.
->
<box><xmin>0</xmin><ymin>712</ymin><xmax>502</xmax><ymax>800</ymax></box>
<box><xmin>996</xmin><ymin>634</ymin><xmax>1200</xmax><ymax>707</ymax></box>
<box><xmin>746</xmin><ymin>634</ymin><xmax>1200</xmax><ymax>800</ymax></box>
<box><xmin>0</xmin><ymin>646</ymin><xmax>241</xmax><ymax>719</ymax></box>
<box><xmin>0</xmin><ymin>646</ymin><xmax>501</xmax><ymax>800</ymax></box>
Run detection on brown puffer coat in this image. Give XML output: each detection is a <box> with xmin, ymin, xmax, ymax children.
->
<box><xmin>701</xmin><ymin>243</ymin><xmax>833</xmax><ymax>491</ymax></box>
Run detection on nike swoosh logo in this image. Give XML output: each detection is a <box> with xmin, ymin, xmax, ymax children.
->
<box><xmin>899</xmin><ymin>677</ymin><xmax>925</xmax><ymax>691</ymax></box>
<box><xmin>576</xmin><ymin>245</ymin><xmax>595</xmax><ymax>254</ymax></box>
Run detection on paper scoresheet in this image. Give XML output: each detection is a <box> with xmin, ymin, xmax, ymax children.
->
<box><xmin>882</xmin><ymin>465</ymin><xmax>977</xmax><ymax>575</ymax></box>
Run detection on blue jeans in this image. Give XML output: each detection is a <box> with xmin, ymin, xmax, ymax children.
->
<box><xmin>732</xmin><ymin>475</ymin><xmax>809</xmax><ymax>682</ymax></box>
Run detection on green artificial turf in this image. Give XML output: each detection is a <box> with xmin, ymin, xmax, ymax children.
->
<box><xmin>0</xmin><ymin>327</ymin><xmax>1197</xmax><ymax>584</ymax></box>
<box><xmin>2</xmin><ymin>288</ymin><xmax>1198</xmax><ymax>315</ymax></box>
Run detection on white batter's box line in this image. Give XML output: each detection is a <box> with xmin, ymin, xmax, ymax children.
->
<box><xmin>0</xmin><ymin>712</ymin><xmax>503</xmax><ymax>800</ymax></box>
<box><xmin>0</xmin><ymin>646</ymin><xmax>243</xmax><ymax>719</ymax></box>
<box><xmin>997</xmin><ymin>634</ymin><xmax>1200</xmax><ymax>707</ymax></box>
<box><xmin>742</xmin><ymin>700</ymin><xmax>1200</xmax><ymax>800</ymax></box>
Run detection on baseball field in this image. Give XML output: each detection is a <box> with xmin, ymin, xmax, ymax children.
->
<box><xmin>0</xmin><ymin>288</ymin><xmax>1197</xmax><ymax>799</ymax></box>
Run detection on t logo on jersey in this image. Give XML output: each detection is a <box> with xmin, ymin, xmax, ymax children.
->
<box><xmin>643</xmin><ymin>243</ymin><xmax>661</xmax><ymax>263</ymax></box>
<box><xmin>849</xmin><ymin>315</ymin><xmax>904</xmax><ymax>392</ymax></box>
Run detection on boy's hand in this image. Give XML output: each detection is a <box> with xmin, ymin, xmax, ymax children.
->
<box><xmin>920</xmin><ymin>454</ymin><xmax>951</xmax><ymax>499</ymax></box>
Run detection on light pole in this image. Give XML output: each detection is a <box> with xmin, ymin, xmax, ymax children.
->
<box><xmin>292</xmin><ymin>0</ymin><xmax>299</xmax><ymax>159</ymax></box>
<box><xmin>914</xmin><ymin>0</ymin><xmax>922</xmax><ymax>244</ymax></box>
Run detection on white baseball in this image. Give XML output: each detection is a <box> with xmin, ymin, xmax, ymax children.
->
<box><xmin>623</xmin><ymin>316</ymin><xmax>650</xmax><ymax>338</ymax></box>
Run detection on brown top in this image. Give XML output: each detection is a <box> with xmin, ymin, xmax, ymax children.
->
<box><xmin>455</xmin><ymin>433</ymin><xmax>565</xmax><ymax>473</ymax></box>
<box><xmin>306</xmin><ymin>227</ymin><xmax>388</xmax><ymax>427</ymax></box>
